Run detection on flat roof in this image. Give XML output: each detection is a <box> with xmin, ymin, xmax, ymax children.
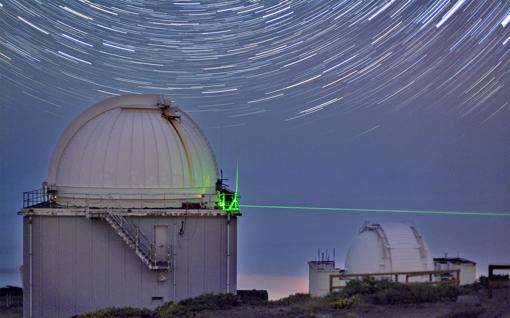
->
<box><xmin>433</xmin><ymin>257</ymin><xmax>476</xmax><ymax>265</ymax></box>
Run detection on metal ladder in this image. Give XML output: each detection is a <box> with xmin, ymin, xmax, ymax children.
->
<box><xmin>104</xmin><ymin>210</ymin><xmax>170</xmax><ymax>271</ymax></box>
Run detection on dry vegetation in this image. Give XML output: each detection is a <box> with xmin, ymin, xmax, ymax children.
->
<box><xmin>2</xmin><ymin>278</ymin><xmax>509</xmax><ymax>318</ymax></box>
<box><xmin>71</xmin><ymin>278</ymin><xmax>510</xmax><ymax>318</ymax></box>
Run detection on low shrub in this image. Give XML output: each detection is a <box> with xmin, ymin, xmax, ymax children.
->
<box><xmin>341</xmin><ymin>277</ymin><xmax>388</xmax><ymax>297</ymax></box>
<box><xmin>153</xmin><ymin>302</ymin><xmax>177</xmax><ymax>318</ymax></box>
<box><xmin>331</xmin><ymin>295</ymin><xmax>357</xmax><ymax>309</ymax></box>
<box><xmin>326</xmin><ymin>277</ymin><xmax>461</xmax><ymax>306</ymax></box>
<box><xmin>237</xmin><ymin>289</ymin><xmax>268</xmax><ymax>305</ymax></box>
<box><xmin>370</xmin><ymin>283</ymin><xmax>459</xmax><ymax>305</ymax></box>
<box><xmin>72</xmin><ymin>307</ymin><xmax>154</xmax><ymax>318</ymax></box>
<box><xmin>155</xmin><ymin>293</ymin><xmax>240</xmax><ymax>317</ymax></box>
<box><xmin>270</xmin><ymin>293</ymin><xmax>311</xmax><ymax>306</ymax></box>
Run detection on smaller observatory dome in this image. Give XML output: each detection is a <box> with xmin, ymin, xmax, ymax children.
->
<box><xmin>47</xmin><ymin>94</ymin><xmax>218</xmax><ymax>208</ymax></box>
<box><xmin>345</xmin><ymin>222</ymin><xmax>433</xmax><ymax>275</ymax></box>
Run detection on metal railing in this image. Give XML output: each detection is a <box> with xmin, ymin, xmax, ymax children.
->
<box><xmin>22</xmin><ymin>187</ymin><xmax>226</xmax><ymax>209</ymax></box>
<box><xmin>105</xmin><ymin>210</ymin><xmax>170</xmax><ymax>271</ymax></box>
<box><xmin>25</xmin><ymin>189</ymin><xmax>222</xmax><ymax>210</ymax></box>
<box><xmin>329</xmin><ymin>269</ymin><xmax>461</xmax><ymax>293</ymax></box>
<box><xmin>487</xmin><ymin>264</ymin><xmax>510</xmax><ymax>298</ymax></box>
<box><xmin>23</xmin><ymin>188</ymin><xmax>49</xmax><ymax>208</ymax></box>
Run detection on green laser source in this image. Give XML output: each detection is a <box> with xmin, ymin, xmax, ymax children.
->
<box><xmin>217</xmin><ymin>193</ymin><xmax>239</xmax><ymax>211</ymax></box>
<box><xmin>238</xmin><ymin>204</ymin><xmax>510</xmax><ymax>217</ymax></box>
<box><xmin>217</xmin><ymin>161</ymin><xmax>240</xmax><ymax>212</ymax></box>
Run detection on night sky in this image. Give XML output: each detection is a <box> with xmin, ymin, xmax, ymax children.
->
<box><xmin>1</xmin><ymin>0</ymin><xmax>509</xmax><ymax>299</ymax></box>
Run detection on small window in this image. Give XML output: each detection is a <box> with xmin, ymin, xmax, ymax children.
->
<box><xmin>152</xmin><ymin>296</ymin><xmax>164</xmax><ymax>302</ymax></box>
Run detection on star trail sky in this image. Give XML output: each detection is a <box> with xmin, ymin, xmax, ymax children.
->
<box><xmin>0</xmin><ymin>0</ymin><xmax>509</xmax><ymax>121</ymax></box>
<box><xmin>1</xmin><ymin>1</ymin><xmax>509</xmax><ymax>296</ymax></box>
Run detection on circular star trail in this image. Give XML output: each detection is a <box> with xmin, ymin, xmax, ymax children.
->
<box><xmin>0</xmin><ymin>0</ymin><xmax>509</xmax><ymax>122</ymax></box>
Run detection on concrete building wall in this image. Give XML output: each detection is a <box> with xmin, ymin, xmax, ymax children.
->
<box><xmin>308</xmin><ymin>261</ymin><xmax>341</xmax><ymax>297</ymax></box>
<box><xmin>434</xmin><ymin>262</ymin><xmax>476</xmax><ymax>285</ymax></box>
<box><xmin>23</xmin><ymin>214</ymin><xmax>237</xmax><ymax>318</ymax></box>
<box><xmin>458</xmin><ymin>264</ymin><xmax>476</xmax><ymax>285</ymax></box>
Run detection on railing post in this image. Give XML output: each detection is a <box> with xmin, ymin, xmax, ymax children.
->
<box><xmin>136</xmin><ymin>227</ymin><xmax>139</xmax><ymax>251</ymax></box>
<box><xmin>167</xmin><ymin>246</ymin><xmax>171</xmax><ymax>270</ymax></box>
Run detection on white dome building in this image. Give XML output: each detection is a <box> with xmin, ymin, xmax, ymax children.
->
<box><xmin>345</xmin><ymin>222</ymin><xmax>433</xmax><ymax>275</ymax></box>
<box><xmin>309</xmin><ymin>222</ymin><xmax>436</xmax><ymax>296</ymax></box>
<box><xmin>47</xmin><ymin>94</ymin><xmax>218</xmax><ymax>208</ymax></box>
<box><xmin>21</xmin><ymin>94</ymin><xmax>239</xmax><ymax>318</ymax></box>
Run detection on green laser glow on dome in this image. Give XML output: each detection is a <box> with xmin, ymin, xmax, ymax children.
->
<box><xmin>238</xmin><ymin>204</ymin><xmax>510</xmax><ymax>217</ymax></box>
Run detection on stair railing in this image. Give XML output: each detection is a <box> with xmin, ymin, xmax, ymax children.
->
<box><xmin>105</xmin><ymin>208</ymin><xmax>169</xmax><ymax>270</ymax></box>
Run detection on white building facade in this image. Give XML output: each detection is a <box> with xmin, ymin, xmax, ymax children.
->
<box><xmin>434</xmin><ymin>257</ymin><xmax>476</xmax><ymax>285</ymax></box>
<box><xmin>308</xmin><ymin>260</ymin><xmax>343</xmax><ymax>297</ymax></box>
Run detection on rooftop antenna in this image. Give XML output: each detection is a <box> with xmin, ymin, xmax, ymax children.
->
<box><xmin>235</xmin><ymin>161</ymin><xmax>239</xmax><ymax>193</ymax></box>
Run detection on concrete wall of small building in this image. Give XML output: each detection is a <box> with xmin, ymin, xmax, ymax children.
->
<box><xmin>22</xmin><ymin>214</ymin><xmax>237</xmax><ymax>318</ymax></box>
<box><xmin>308</xmin><ymin>262</ymin><xmax>341</xmax><ymax>297</ymax></box>
<box><xmin>434</xmin><ymin>262</ymin><xmax>476</xmax><ymax>285</ymax></box>
<box><xmin>458</xmin><ymin>264</ymin><xmax>476</xmax><ymax>285</ymax></box>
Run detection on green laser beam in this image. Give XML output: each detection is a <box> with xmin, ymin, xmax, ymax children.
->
<box><xmin>239</xmin><ymin>204</ymin><xmax>510</xmax><ymax>217</ymax></box>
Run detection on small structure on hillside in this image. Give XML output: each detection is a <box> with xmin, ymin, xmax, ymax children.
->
<box><xmin>308</xmin><ymin>222</ymin><xmax>468</xmax><ymax>295</ymax></box>
<box><xmin>486</xmin><ymin>264</ymin><xmax>510</xmax><ymax>298</ymax></box>
<box><xmin>308</xmin><ymin>252</ymin><xmax>344</xmax><ymax>296</ymax></box>
<box><xmin>434</xmin><ymin>257</ymin><xmax>476</xmax><ymax>285</ymax></box>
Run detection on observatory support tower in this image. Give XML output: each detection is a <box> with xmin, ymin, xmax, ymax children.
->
<box><xmin>20</xmin><ymin>94</ymin><xmax>240</xmax><ymax>318</ymax></box>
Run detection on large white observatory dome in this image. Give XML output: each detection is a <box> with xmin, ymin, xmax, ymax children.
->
<box><xmin>47</xmin><ymin>94</ymin><xmax>218</xmax><ymax>208</ymax></box>
<box><xmin>345</xmin><ymin>222</ymin><xmax>433</xmax><ymax>275</ymax></box>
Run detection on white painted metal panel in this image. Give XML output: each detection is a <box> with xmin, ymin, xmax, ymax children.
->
<box><xmin>345</xmin><ymin>222</ymin><xmax>433</xmax><ymax>276</ymax></box>
<box><xmin>154</xmin><ymin>225</ymin><xmax>168</xmax><ymax>261</ymax></box>
<box><xmin>23</xmin><ymin>215</ymin><xmax>237</xmax><ymax>318</ymax></box>
<box><xmin>345</xmin><ymin>230</ymin><xmax>389</xmax><ymax>274</ymax></box>
<box><xmin>47</xmin><ymin>94</ymin><xmax>218</xmax><ymax>206</ymax></box>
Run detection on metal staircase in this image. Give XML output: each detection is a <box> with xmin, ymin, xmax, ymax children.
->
<box><xmin>105</xmin><ymin>210</ymin><xmax>170</xmax><ymax>271</ymax></box>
